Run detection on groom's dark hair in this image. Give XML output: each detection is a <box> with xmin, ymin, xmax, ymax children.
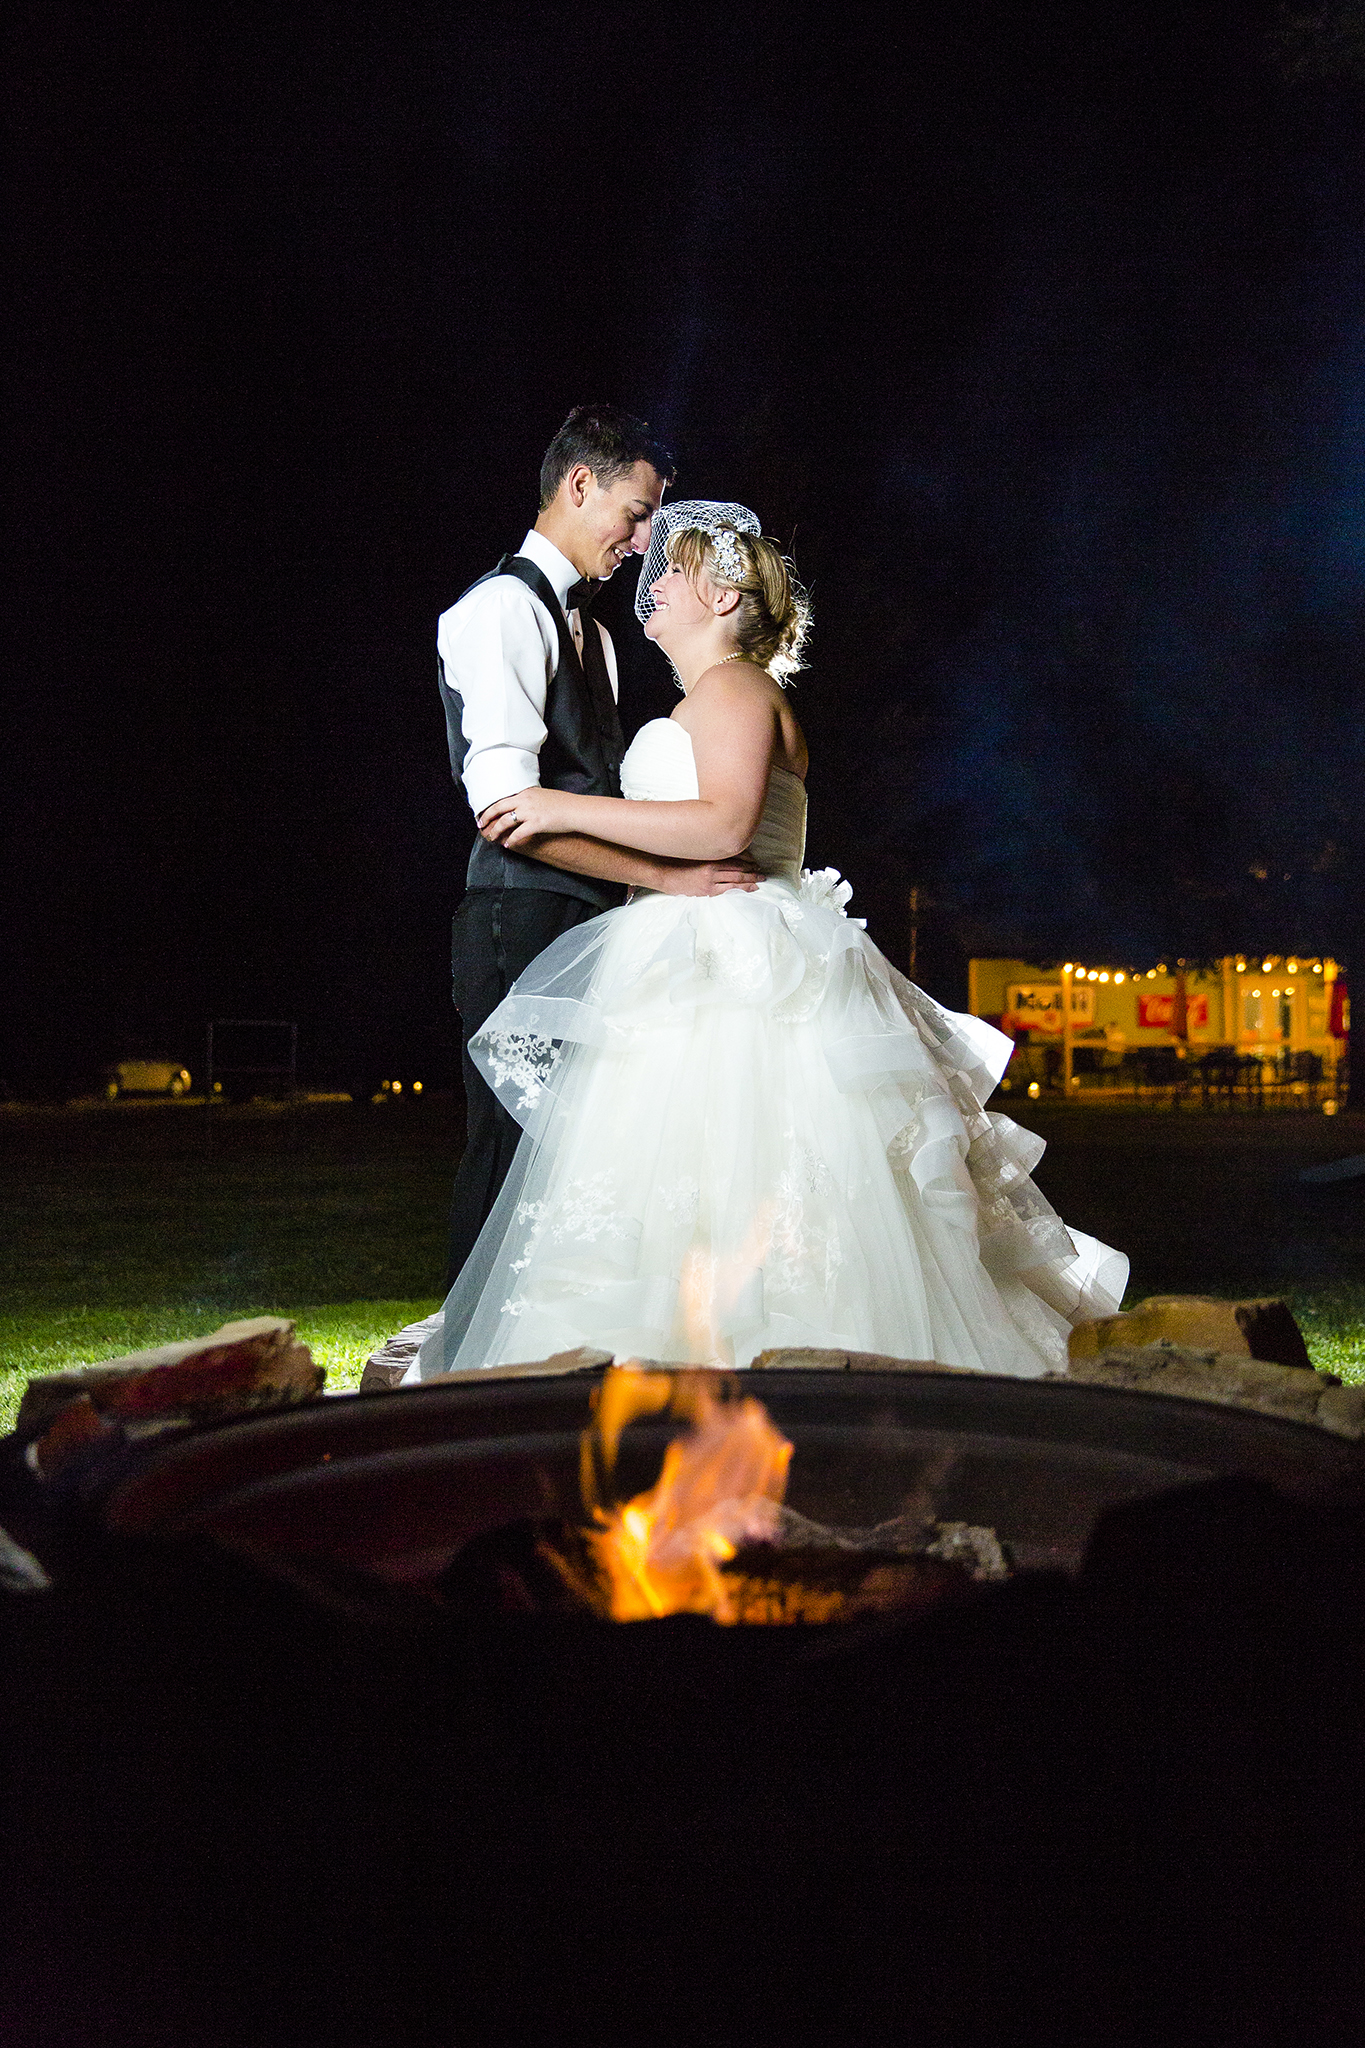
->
<box><xmin>539</xmin><ymin>404</ymin><xmax>676</xmax><ymax>510</ymax></box>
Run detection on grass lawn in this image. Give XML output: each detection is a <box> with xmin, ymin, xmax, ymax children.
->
<box><xmin>0</xmin><ymin>1098</ymin><xmax>451</xmax><ymax>1433</ymax></box>
<box><xmin>3</xmin><ymin>1092</ymin><xmax>1365</xmax><ymax>1434</ymax></box>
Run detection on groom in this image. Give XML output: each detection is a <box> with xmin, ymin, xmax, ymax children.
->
<box><xmin>439</xmin><ymin>404</ymin><xmax>756</xmax><ymax>1290</ymax></box>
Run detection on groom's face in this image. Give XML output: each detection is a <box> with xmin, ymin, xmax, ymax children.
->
<box><xmin>576</xmin><ymin>460</ymin><xmax>667</xmax><ymax>581</ymax></box>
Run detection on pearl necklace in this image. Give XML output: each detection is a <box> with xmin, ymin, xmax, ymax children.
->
<box><xmin>674</xmin><ymin>650</ymin><xmax>744</xmax><ymax>694</ymax></box>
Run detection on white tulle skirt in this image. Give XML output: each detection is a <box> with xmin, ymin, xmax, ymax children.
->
<box><xmin>404</xmin><ymin>871</ymin><xmax>1127</xmax><ymax>1381</ymax></box>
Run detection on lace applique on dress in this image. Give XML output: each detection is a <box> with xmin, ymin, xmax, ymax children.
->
<box><xmin>966</xmin><ymin>1116</ymin><xmax>1076</xmax><ymax>1274</ymax></box>
<box><xmin>480</xmin><ymin>1029</ymin><xmax>561</xmax><ymax>1112</ymax></box>
<box><xmin>658</xmin><ymin>1176</ymin><xmax>701</xmax><ymax>1226</ymax></box>
<box><xmin>694</xmin><ymin>933</ymin><xmax>771</xmax><ymax>997</ymax></box>
<box><xmin>545</xmin><ymin>1171</ymin><xmax>636</xmax><ymax>1247</ymax></box>
<box><xmin>501</xmin><ymin>1174</ymin><xmax>639</xmax><ymax>1316</ymax></box>
<box><xmin>505</xmin><ymin>1197</ymin><xmax>549</xmax><ymax>1288</ymax></box>
<box><xmin>767</xmin><ymin>1144</ymin><xmax>844</xmax><ymax>1299</ymax></box>
<box><xmin>885</xmin><ymin>1086</ymin><xmax>928</xmax><ymax>1166</ymax></box>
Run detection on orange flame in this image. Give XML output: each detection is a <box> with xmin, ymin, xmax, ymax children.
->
<box><xmin>675</xmin><ymin>1204</ymin><xmax>777</xmax><ymax>1365</ymax></box>
<box><xmin>581</xmin><ymin>1363</ymin><xmax>793</xmax><ymax>1622</ymax></box>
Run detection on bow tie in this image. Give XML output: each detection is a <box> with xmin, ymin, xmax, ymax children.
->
<box><xmin>566</xmin><ymin>578</ymin><xmax>599</xmax><ymax>616</ymax></box>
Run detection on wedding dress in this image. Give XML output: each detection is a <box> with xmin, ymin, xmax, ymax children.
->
<box><xmin>399</xmin><ymin>719</ymin><xmax>1126</xmax><ymax>1382</ymax></box>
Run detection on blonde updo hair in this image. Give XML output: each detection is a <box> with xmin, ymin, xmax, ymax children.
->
<box><xmin>667</xmin><ymin>525</ymin><xmax>811</xmax><ymax>683</ymax></box>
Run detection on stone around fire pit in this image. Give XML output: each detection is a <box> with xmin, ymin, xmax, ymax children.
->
<box><xmin>1064</xmin><ymin>1345</ymin><xmax>1364</xmax><ymax>1439</ymax></box>
<box><xmin>359</xmin><ymin>1333</ymin><xmax>613</xmax><ymax>1392</ymax></box>
<box><xmin>423</xmin><ymin>1345</ymin><xmax>614</xmax><ymax>1386</ymax></box>
<box><xmin>360</xmin><ymin>1344</ymin><xmax>960</xmax><ymax>1393</ymax></box>
<box><xmin>750</xmin><ymin>1348</ymin><xmax>978</xmax><ymax>1373</ymax></box>
<box><xmin>1069</xmin><ymin>1294</ymin><xmax>1313</xmax><ymax>1372</ymax></box>
<box><xmin>15</xmin><ymin>1317</ymin><xmax>323</xmax><ymax>1453</ymax></box>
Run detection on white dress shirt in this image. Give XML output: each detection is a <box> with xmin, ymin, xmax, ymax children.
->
<box><xmin>437</xmin><ymin>528</ymin><xmax>620</xmax><ymax>819</ymax></box>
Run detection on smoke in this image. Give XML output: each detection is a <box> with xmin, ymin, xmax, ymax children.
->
<box><xmin>863</xmin><ymin>21</ymin><xmax>1365</xmax><ymax>966</ymax></box>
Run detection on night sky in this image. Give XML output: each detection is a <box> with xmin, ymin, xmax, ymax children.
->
<box><xmin>6</xmin><ymin>2</ymin><xmax>1365</xmax><ymax>1092</ymax></box>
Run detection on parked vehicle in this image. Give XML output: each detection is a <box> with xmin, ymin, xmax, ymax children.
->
<box><xmin>104</xmin><ymin>1059</ymin><xmax>192</xmax><ymax>1099</ymax></box>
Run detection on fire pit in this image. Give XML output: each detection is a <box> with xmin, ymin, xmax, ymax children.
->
<box><xmin>100</xmin><ymin>1359</ymin><xmax>1364</xmax><ymax>1624</ymax></box>
<box><xmin>11</xmin><ymin>1354</ymin><xmax>1365</xmax><ymax>2047</ymax></box>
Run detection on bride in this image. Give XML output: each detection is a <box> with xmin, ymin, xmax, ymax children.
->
<box><xmin>397</xmin><ymin>501</ymin><xmax>1126</xmax><ymax>1382</ymax></box>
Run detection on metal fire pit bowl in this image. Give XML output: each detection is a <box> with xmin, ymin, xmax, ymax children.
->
<box><xmin>102</xmin><ymin>1368</ymin><xmax>1365</xmax><ymax>1617</ymax></box>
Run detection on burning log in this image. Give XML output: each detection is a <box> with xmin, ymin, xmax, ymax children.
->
<box><xmin>713</xmin><ymin>1543</ymin><xmax>971</xmax><ymax>1624</ymax></box>
<box><xmin>440</xmin><ymin>1363</ymin><xmax>1010</xmax><ymax>1625</ymax></box>
<box><xmin>440</xmin><ymin>1513</ymin><xmax>1004</xmax><ymax>1624</ymax></box>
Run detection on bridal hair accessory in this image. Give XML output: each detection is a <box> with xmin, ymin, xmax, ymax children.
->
<box><xmin>709</xmin><ymin>527</ymin><xmax>745</xmax><ymax>583</ymax></box>
<box><xmin>634</xmin><ymin>499</ymin><xmax>762</xmax><ymax>623</ymax></box>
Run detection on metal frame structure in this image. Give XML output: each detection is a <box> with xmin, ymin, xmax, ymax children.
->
<box><xmin>205</xmin><ymin>1020</ymin><xmax>298</xmax><ymax>1102</ymax></box>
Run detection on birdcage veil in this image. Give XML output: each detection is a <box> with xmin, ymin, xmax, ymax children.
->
<box><xmin>634</xmin><ymin>499</ymin><xmax>763</xmax><ymax>623</ymax></box>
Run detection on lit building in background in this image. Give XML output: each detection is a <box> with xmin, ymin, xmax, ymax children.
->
<box><xmin>968</xmin><ymin>955</ymin><xmax>1347</xmax><ymax>1096</ymax></box>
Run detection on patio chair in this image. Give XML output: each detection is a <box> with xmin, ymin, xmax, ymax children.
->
<box><xmin>1196</xmin><ymin>1051</ymin><xmax>1239</xmax><ymax>1110</ymax></box>
<box><xmin>1135</xmin><ymin>1046</ymin><xmax>1191</xmax><ymax>1108</ymax></box>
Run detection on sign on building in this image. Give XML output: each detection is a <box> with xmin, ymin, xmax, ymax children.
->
<box><xmin>1006</xmin><ymin>984</ymin><xmax>1094</xmax><ymax>1034</ymax></box>
<box><xmin>1138</xmin><ymin>992</ymin><xmax>1208</xmax><ymax>1030</ymax></box>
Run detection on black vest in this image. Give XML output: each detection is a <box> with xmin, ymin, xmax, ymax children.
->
<box><xmin>440</xmin><ymin>554</ymin><xmax>627</xmax><ymax>910</ymax></box>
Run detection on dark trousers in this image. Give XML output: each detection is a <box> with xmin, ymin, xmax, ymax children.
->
<box><xmin>447</xmin><ymin>886</ymin><xmax>598</xmax><ymax>1289</ymax></box>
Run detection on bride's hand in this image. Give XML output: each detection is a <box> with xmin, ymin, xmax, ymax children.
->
<box><xmin>478</xmin><ymin>787</ymin><xmax>566</xmax><ymax>846</ymax></box>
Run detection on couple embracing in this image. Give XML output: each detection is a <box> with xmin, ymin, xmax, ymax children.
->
<box><xmin>386</xmin><ymin>405</ymin><xmax>1125</xmax><ymax>1384</ymax></box>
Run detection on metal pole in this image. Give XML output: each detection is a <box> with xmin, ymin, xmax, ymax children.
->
<box><xmin>1324</xmin><ymin>958</ymin><xmax>1340</xmax><ymax>1097</ymax></box>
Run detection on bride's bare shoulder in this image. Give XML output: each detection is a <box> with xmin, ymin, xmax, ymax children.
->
<box><xmin>679</xmin><ymin>661</ymin><xmax>781</xmax><ymax>714</ymax></box>
<box><xmin>674</xmin><ymin>664</ymin><xmax>807</xmax><ymax>777</ymax></box>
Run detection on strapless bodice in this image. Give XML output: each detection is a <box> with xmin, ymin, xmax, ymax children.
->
<box><xmin>619</xmin><ymin>718</ymin><xmax>807</xmax><ymax>881</ymax></box>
